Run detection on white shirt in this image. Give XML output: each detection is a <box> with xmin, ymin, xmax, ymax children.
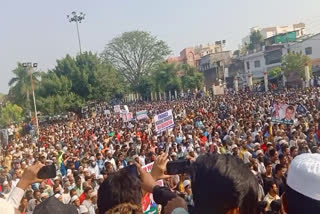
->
<box><xmin>7</xmin><ymin>128</ymin><xmax>13</xmax><ymax>136</ymax></box>
<box><xmin>105</xmin><ymin>158</ymin><xmax>116</xmax><ymax>170</ymax></box>
<box><xmin>61</xmin><ymin>193</ymin><xmax>71</xmax><ymax>204</ymax></box>
<box><xmin>6</xmin><ymin>186</ymin><xmax>25</xmax><ymax>209</ymax></box>
<box><xmin>11</xmin><ymin>179</ymin><xmax>19</xmax><ymax>188</ymax></box>
<box><xmin>0</xmin><ymin>199</ymin><xmax>15</xmax><ymax>214</ymax></box>
<box><xmin>82</xmin><ymin>200</ymin><xmax>95</xmax><ymax>214</ymax></box>
<box><xmin>139</xmin><ymin>155</ymin><xmax>146</xmax><ymax>166</ymax></box>
<box><xmin>264</xmin><ymin>193</ymin><xmax>280</xmax><ymax>211</ymax></box>
<box><xmin>243</xmin><ymin>151</ymin><xmax>252</xmax><ymax>164</ymax></box>
<box><xmin>88</xmin><ymin>165</ymin><xmax>100</xmax><ymax>178</ymax></box>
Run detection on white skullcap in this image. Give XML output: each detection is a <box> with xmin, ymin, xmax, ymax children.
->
<box><xmin>71</xmin><ymin>195</ymin><xmax>79</xmax><ymax>203</ymax></box>
<box><xmin>287</xmin><ymin>154</ymin><xmax>320</xmax><ymax>201</ymax></box>
<box><xmin>254</xmin><ymin>143</ymin><xmax>260</xmax><ymax>148</ymax></box>
<box><xmin>183</xmin><ymin>180</ymin><xmax>191</xmax><ymax>188</ymax></box>
<box><xmin>256</xmin><ymin>150</ymin><xmax>263</xmax><ymax>156</ymax></box>
<box><xmin>279</xmin><ymin>140</ymin><xmax>288</xmax><ymax>145</ymax></box>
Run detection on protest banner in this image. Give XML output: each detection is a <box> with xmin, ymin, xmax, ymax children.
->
<box><xmin>113</xmin><ymin>105</ymin><xmax>121</xmax><ymax>113</ymax></box>
<box><xmin>120</xmin><ymin>111</ymin><xmax>133</xmax><ymax>122</ymax></box>
<box><xmin>154</xmin><ymin>110</ymin><xmax>174</xmax><ymax>134</ymax></box>
<box><xmin>213</xmin><ymin>85</ymin><xmax>225</xmax><ymax>95</ymax></box>
<box><xmin>104</xmin><ymin>110</ymin><xmax>110</xmax><ymax>115</ymax></box>
<box><xmin>142</xmin><ymin>162</ymin><xmax>154</xmax><ymax>173</ymax></box>
<box><xmin>296</xmin><ymin>104</ymin><xmax>307</xmax><ymax>116</ymax></box>
<box><xmin>136</xmin><ymin>110</ymin><xmax>149</xmax><ymax>120</ymax></box>
<box><xmin>141</xmin><ymin>162</ymin><xmax>163</xmax><ymax>214</ymax></box>
<box><xmin>272</xmin><ymin>103</ymin><xmax>296</xmax><ymax>124</ymax></box>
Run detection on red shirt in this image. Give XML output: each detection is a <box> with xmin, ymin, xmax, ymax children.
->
<box><xmin>200</xmin><ymin>136</ymin><xmax>208</xmax><ymax>146</ymax></box>
<box><xmin>79</xmin><ymin>192</ymin><xmax>85</xmax><ymax>204</ymax></box>
<box><xmin>261</xmin><ymin>143</ymin><xmax>267</xmax><ymax>152</ymax></box>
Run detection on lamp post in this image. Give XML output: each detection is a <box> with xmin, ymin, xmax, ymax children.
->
<box><xmin>67</xmin><ymin>11</ymin><xmax>85</xmax><ymax>54</ymax></box>
<box><xmin>22</xmin><ymin>62</ymin><xmax>39</xmax><ymax>137</ymax></box>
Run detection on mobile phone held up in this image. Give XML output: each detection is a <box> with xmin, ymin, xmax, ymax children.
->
<box><xmin>166</xmin><ymin>159</ymin><xmax>191</xmax><ymax>175</ymax></box>
<box><xmin>37</xmin><ymin>165</ymin><xmax>57</xmax><ymax>179</ymax></box>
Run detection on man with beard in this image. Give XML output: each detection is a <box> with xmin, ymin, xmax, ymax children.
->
<box><xmin>88</xmin><ymin>157</ymin><xmax>100</xmax><ymax>178</ymax></box>
<box><xmin>104</xmin><ymin>150</ymin><xmax>116</xmax><ymax>171</ymax></box>
<box><xmin>1</xmin><ymin>181</ymin><xmax>12</xmax><ymax>198</ymax></box>
<box><xmin>256</xmin><ymin>150</ymin><xmax>266</xmax><ymax>174</ymax></box>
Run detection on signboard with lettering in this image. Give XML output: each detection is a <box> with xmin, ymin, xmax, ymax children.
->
<box><xmin>154</xmin><ymin>110</ymin><xmax>174</xmax><ymax>134</ymax></box>
<box><xmin>136</xmin><ymin>110</ymin><xmax>149</xmax><ymax>120</ymax></box>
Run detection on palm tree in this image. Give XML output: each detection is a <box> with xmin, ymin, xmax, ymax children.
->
<box><xmin>8</xmin><ymin>63</ymin><xmax>40</xmax><ymax>112</ymax></box>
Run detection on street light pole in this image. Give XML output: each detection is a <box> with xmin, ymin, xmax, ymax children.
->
<box><xmin>23</xmin><ymin>62</ymin><xmax>39</xmax><ymax>137</ymax></box>
<box><xmin>67</xmin><ymin>11</ymin><xmax>85</xmax><ymax>54</ymax></box>
<box><xmin>75</xmin><ymin>20</ymin><xmax>82</xmax><ymax>54</ymax></box>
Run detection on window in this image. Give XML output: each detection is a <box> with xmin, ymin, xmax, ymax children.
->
<box><xmin>246</xmin><ymin>61</ymin><xmax>250</xmax><ymax>70</ymax></box>
<box><xmin>305</xmin><ymin>47</ymin><xmax>312</xmax><ymax>55</ymax></box>
<box><xmin>254</xmin><ymin>60</ymin><xmax>261</xmax><ymax>68</ymax></box>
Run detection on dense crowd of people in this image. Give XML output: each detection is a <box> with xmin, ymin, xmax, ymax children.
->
<box><xmin>0</xmin><ymin>87</ymin><xmax>320</xmax><ymax>214</ymax></box>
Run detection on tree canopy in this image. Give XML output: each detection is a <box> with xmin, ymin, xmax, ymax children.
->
<box><xmin>180</xmin><ymin>64</ymin><xmax>203</xmax><ymax>91</ymax></box>
<box><xmin>248</xmin><ymin>30</ymin><xmax>264</xmax><ymax>51</ymax></box>
<box><xmin>281</xmin><ymin>52</ymin><xmax>312</xmax><ymax>79</ymax></box>
<box><xmin>5</xmin><ymin>32</ymin><xmax>205</xmax><ymax>118</ymax></box>
<box><xmin>35</xmin><ymin>52</ymin><xmax>126</xmax><ymax>115</ymax></box>
<box><xmin>0</xmin><ymin>102</ymin><xmax>23</xmax><ymax>127</ymax></box>
<box><xmin>268</xmin><ymin>67</ymin><xmax>282</xmax><ymax>78</ymax></box>
<box><xmin>101</xmin><ymin>31</ymin><xmax>171</xmax><ymax>90</ymax></box>
<box><xmin>7</xmin><ymin>63</ymin><xmax>40</xmax><ymax>112</ymax></box>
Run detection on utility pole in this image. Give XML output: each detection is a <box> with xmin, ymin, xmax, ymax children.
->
<box><xmin>67</xmin><ymin>11</ymin><xmax>85</xmax><ymax>54</ymax></box>
<box><xmin>23</xmin><ymin>62</ymin><xmax>39</xmax><ymax>137</ymax></box>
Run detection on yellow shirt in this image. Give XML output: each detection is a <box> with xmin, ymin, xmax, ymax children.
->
<box><xmin>4</xmin><ymin>155</ymin><xmax>12</xmax><ymax>169</ymax></box>
<box><xmin>239</xmin><ymin>148</ymin><xmax>246</xmax><ymax>160</ymax></box>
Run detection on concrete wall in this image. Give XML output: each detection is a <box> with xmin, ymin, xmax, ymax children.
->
<box><xmin>290</xmin><ymin>33</ymin><xmax>320</xmax><ymax>61</ymax></box>
<box><xmin>242</xmin><ymin>51</ymin><xmax>266</xmax><ymax>78</ymax></box>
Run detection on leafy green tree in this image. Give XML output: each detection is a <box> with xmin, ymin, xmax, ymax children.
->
<box><xmin>248</xmin><ymin>30</ymin><xmax>264</xmax><ymax>50</ymax></box>
<box><xmin>0</xmin><ymin>93</ymin><xmax>5</xmax><ymax>103</ymax></box>
<box><xmin>233</xmin><ymin>50</ymin><xmax>240</xmax><ymax>57</ymax></box>
<box><xmin>53</xmin><ymin>52</ymin><xmax>97</xmax><ymax>99</ymax></box>
<box><xmin>180</xmin><ymin>64</ymin><xmax>203</xmax><ymax>90</ymax></box>
<box><xmin>36</xmin><ymin>52</ymin><xmax>127</xmax><ymax>115</ymax></box>
<box><xmin>281</xmin><ymin>52</ymin><xmax>312</xmax><ymax>80</ymax></box>
<box><xmin>240</xmin><ymin>43</ymin><xmax>249</xmax><ymax>55</ymax></box>
<box><xmin>90</xmin><ymin>63</ymin><xmax>127</xmax><ymax>101</ymax></box>
<box><xmin>135</xmin><ymin>75</ymin><xmax>154</xmax><ymax>100</ymax></box>
<box><xmin>152</xmin><ymin>63</ymin><xmax>181</xmax><ymax>93</ymax></box>
<box><xmin>36</xmin><ymin>72</ymin><xmax>84</xmax><ymax>115</ymax></box>
<box><xmin>101</xmin><ymin>31</ymin><xmax>171</xmax><ymax>90</ymax></box>
<box><xmin>268</xmin><ymin>67</ymin><xmax>282</xmax><ymax>78</ymax></box>
<box><xmin>51</xmin><ymin>52</ymin><xmax>126</xmax><ymax>101</ymax></box>
<box><xmin>0</xmin><ymin>102</ymin><xmax>23</xmax><ymax>127</ymax></box>
<box><xmin>8</xmin><ymin>63</ymin><xmax>40</xmax><ymax>111</ymax></box>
